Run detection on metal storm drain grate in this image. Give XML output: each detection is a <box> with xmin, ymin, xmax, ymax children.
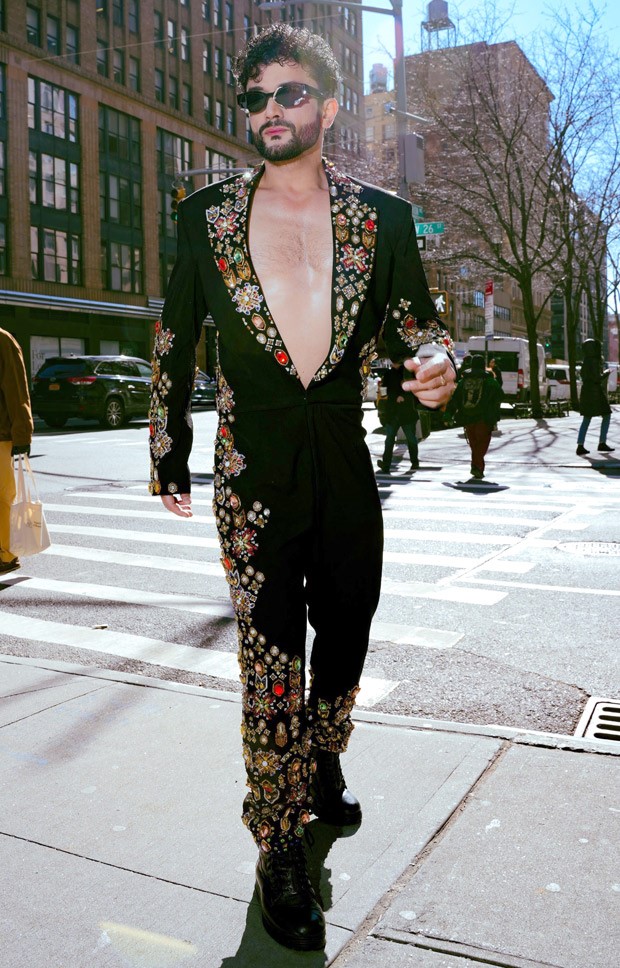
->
<box><xmin>556</xmin><ymin>541</ymin><xmax>620</xmax><ymax>556</ymax></box>
<box><xmin>575</xmin><ymin>698</ymin><xmax>620</xmax><ymax>741</ymax></box>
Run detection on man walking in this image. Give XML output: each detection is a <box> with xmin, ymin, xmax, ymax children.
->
<box><xmin>448</xmin><ymin>354</ymin><xmax>502</xmax><ymax>479</ymax></box>
<box><xmin>378</xmin><ymin>361</ymin><xmax>420</xmax><ymax>473</ymax></box>
<box><xmin>0</xmin><ymin>328</ymin><xmax>33</xmax><ymax>573</ymax></box>
<box><xmin>150</xmin><ymin>23</ymin><xmax>455</xmax><ymax>950</ymax></box>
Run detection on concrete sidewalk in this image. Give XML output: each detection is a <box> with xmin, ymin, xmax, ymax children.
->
<box><xmin>0</xmin><ymin>654</ymin><xmax>617</xmax><ymax>968</ymax></box>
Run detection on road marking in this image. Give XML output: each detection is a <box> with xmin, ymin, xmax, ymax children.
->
<box><xmin>464</xmin><ymin>577</ymin><xmax>620</xmax><ymax>596</ymax></box>
<box><xmin>39</xmin><ymin>545</ymin><xmax>506</xmax><ymax>605</ymax></box>
<box><xmin>6</xmin><ymin>577</ymin><xmax>236</xmax><ymax>619</ymax></box>
<box><xmin>48</xmin><ymin>524</ymin><xmax>220</xmax><ymax>549</ymax></box>
<box><xmin>44</xmin><ymin>503</ymin><xmax>214</xmax><ymax>524</ymax></box>
<box><xmin>0</xmin><ymin>611</ymin><xmax>397</xmax><ymax>707</ymax></box>
<box><xmin>370</xmin><ymin>622</ymin><xmax>462</xmax><ymax>648</ymax></box>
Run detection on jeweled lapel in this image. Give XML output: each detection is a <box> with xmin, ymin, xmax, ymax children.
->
<box><xmin>315</xmin><ymin>160</ymin><xmax>377</xmax><ymax>383</ymax></box>
<box><xmin>205</xmin><ymin>160</ymin><xmax>378</xmax><ymax>384</ymax></box>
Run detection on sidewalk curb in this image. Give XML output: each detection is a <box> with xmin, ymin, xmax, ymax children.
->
<box><xmin>2</xmin><ymin>652</ymin><xmax>617</xmax><ymax>758</ymax></box>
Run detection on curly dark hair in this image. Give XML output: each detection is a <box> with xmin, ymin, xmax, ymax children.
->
<box><xmin>234</xmin><ymin>23</ymin><xmax>341</xmax><ymax>97</ymax></box>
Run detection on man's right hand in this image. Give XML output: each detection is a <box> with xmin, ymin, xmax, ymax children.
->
<box><xmin>160</xmin><ymin>493</ymin><xmax>192</xmax><ymax>518</ymax></box>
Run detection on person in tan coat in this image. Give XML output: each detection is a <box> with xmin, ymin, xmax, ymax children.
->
<box><xmin>0</xmin><ymin>328</ymin><xmax>34</xmax><ymax>572</ymax></box>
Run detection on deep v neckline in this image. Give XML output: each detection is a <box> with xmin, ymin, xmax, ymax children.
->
<box><xmin>206</xmin><ymin>159</ymin><xmax>380</xmax><ymax>387</ymax></box>
<box><xmin>244</xmin><ymin>166</ymin><xmax>336</xmax><ymax>389</ymax></box>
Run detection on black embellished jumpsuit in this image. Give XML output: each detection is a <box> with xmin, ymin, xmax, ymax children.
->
<box><xmin>149</xmin><ymin>161</ymin><xmax>452</xmax><ymax>852</ymax></box>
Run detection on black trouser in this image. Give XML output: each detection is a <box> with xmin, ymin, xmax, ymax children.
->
<box><xmin>214</xmin><ymin>399</ymin><xmax>384</xmax><ymax>851</ymax></box>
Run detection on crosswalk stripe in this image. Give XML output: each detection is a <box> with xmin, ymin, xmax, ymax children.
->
<box><xmin>48</xmin><ymin>504</ymin><xmax>524</xmax><ymax>548</ymax></box>
<box><xmin>8</xmin><ymin>577</ymin><xmax>235</xmax><ymax>619</ymax></box>
<box><xmin>0</xmin><ymin>611</ymin><xmax>397</xmax><ymax>707</ymax></box>
<box><xmin>40</xmin><ymin>545</ymin><xmax>507</xmax><ymax>605</ymax></box>
<box><xmin>5</xmin><ymin>578</ymin><xmax>464</xmax><ymax>653</ymax></box>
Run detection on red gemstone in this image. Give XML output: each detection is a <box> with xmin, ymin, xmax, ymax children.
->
<box><xmin>405</xmin><ymin>317</ymin><xmax>415</xmax><ymax>329</ymax></box>
<box><xmin>365</xmin><ymin>219</ymin><xmax>375</xmax><ymax>231</ymax></box>
<box><xmin>275</xmin><ymin>350</ymin><xmax>289</xmax><ymax>366</ymax></box>
<box><xmin>273</xmin><ymin>681</ymin><xmax>285</xmax><ymax>697</ymax></box>
<box><xmin>218</xmin><ymin>257</ymin><xmax>228</xmax><ymax>271</ymax></box>
<box><xmin>222</xmin><ymin>556</ymin><xmax>233</xmax><ymax>571</ymax></box>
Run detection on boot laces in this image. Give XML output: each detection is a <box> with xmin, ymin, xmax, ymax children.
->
<box><xmin>269</xmin><ymin>842</ymin><xmax>313</xmax><ymax>902</ymax></box>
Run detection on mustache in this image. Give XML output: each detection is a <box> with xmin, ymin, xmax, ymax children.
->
<box><xmin>259</xmin><ymin>120</ymin><xmax>295</xmax><ymax>135</ymax></box>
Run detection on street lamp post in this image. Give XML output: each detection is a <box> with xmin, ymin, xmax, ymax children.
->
<box><xmin>254</xmin><ymin>1</ymin><xmax>410</xmax><ymax>198</ymax></box>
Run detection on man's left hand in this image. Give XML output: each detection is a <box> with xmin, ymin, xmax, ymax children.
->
<box><xmin>401</xmin><ymin>353</ymin><xmax>456</xmax><ymax>409</ymax></box>
<box><xmin>11</xmin><ymin>444</ymin><xmax>31</xmax><ymax>457</ymax></box>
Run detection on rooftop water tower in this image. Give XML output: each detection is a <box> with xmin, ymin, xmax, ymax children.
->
<box><xmin>421</xmin><ymin>0</ymin><xmax>456</xmax><ymax>50</ymax></box>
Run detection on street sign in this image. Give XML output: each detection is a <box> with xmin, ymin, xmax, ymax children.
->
<box><xmin>411</xmin><ymin>203</ymin><xmax>424</xmax><ymax>218</ymax></box>
<box><xmin>484</xmin><ymin>280</ymin><xmax>494</xmax><ymax>338</ymax></box>
<box><xmin>417</xmin><ymin>236</ymin><xmax>426</xmax><ymax>251</ymax></box>
<box><xmin>415</xmin><ymin>221</ymin><xmax>445</xmax><ymax>235</ymax></box>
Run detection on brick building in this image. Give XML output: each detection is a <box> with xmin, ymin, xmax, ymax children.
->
<box><xmin>0</xmin><ymin>1</ymin><xmax>363</xmax><ymax>378</ymax></box>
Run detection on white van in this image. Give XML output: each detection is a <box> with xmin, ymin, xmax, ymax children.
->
<box><xmin>467</xmin><ymin>337</ymin><xmax>547</xmax><ymax>403</ymax></box>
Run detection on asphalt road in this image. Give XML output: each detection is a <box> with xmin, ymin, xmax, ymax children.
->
<box><xmin>1</xmin><ymin>407</ymin><xmax>618</xmax><ymax>736</ymax></box>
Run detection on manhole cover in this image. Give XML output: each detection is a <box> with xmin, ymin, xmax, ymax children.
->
<box><xmin>575</xmin><ymin>698</ymin><xmax>620</xmax><ymax>742</ymax></box>
<box><xmin>556</xmin><ymin>541</ymin><xmax>620</xmax><ymax>557</ymax></box>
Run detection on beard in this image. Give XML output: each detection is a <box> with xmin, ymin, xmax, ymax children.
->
<box><xmin>253</xmin><ymin>113</ymin><xmax>323</xmax><ymax>162</ymax></box>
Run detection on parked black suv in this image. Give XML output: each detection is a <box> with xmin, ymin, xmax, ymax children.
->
<box><xmin>32</xmin><ymin>355</ymin><xmax>153</xmax><ymax>429</ymax></box>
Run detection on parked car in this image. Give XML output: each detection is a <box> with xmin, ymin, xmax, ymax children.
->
<box><xmin>191</xmin><ymin>370</ymin><xmax>217</xmax><ymax>409</ymax></box>
<box><xmin>362</xmin><ymin>370</ymin><xmax>381</xmax><ymax>403</ymax></box>
<box><xmin>546</xmin><ymin>363</ymin><xmax>580</xmax><ymax>402</ymax></box>
<box><xmin>32</xmin><ymin>355</ymin><xmax>153</xmax><ymax>429</ymax></box>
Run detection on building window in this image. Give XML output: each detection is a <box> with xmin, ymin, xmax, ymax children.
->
<box><xmin>0</xmin><ymin>141</ymin><xmax>5</xmax><ymax>195</ymax></box>
<box><xmin>103</xmin><ymin>241</ymin><xmax>142</xmax><ymax>293</ymax></box>
<box><xmin>99</xmin><ymin>173</ymin><xmax>140</xmax><ymax>228</ymax></box>
<box><xmin>128</xmin><ymin>57</ymin><xmax>140</xmax><ymax>92</ymax></box>
<box><xmin>181</xmin><ymin>28</ymin><xmax>190</xmax><ymax>62</ymax></box>
<box><xmin>215</xmin><ymin>100</ymin><xmax>223</xmax><ymax>130</ymax></box>
<box><xmin>99</xmin><ymin>106</ymin><xmax>140</xmax><ymax>164</ymax></box>
<box><xmin>47</xmin><ymin>15</ymin><xmax>60</xmax><ymax>55</ymax></box>
<box><xmin>213</xmin><ymin>0</ymin><xmax>222</xmax><ymax>28</ymax></box>
<box><xmin>128</xmin><ymin>0</ymin><xmax>139</xmax><ymax>33</ymax></box>
<box><xmin>203</xmin><ymin>41</ymin><xmax>211</xmax><ymax>74</ymax></box>
<box><xmin>226</xmin><ymin>3</ymin><xmax>233</xmax><ymax>31</ymax></box>
<box><xmin>28</xmin><ymin>78</ymin><xmax>79</xmax><ymax>143</ymax></box>
<box><xmin>66</xmin><ymin>25</ymin><xmax>79</xmax><ymax>65</ymax></box>
<box><xmin>113</xmin><ymin>50</ymin><xmax>125</xmax><ymax>85</ymax></box>
<box><xmin>156</xmin><ymin>129</ymin><xmax>191</xmax><ymax>177</ymax></box>
<box><xmin>182</xmin><ymin>83</ymin><xmax>192</xmax><ymax>114</ymax></box>
<box><xmin>112</xmin><ymin>0</ymin><xmax>124</xmax><ymax>28</ymax></box>
<box><xmin>29</xmin><ymin>151</ymin><xmax>79</xmax><ymax>213</ymax></box>
<box><xmin>203</xmin><ymin>93</ymin><xmax>212</xmax><ymax>124</ymax></box>
<box><xmin>226</xmin><ymin>106</ymin><xmax>235</xmax><ymax>136</ymax></box>
<box><xmin>154</xmin><ymin>11</ymin><xmax>164</xmax><ymax>49</ymax></box>
<box><xmin>97</xmin><ymin>41</ymin><xmax>108</xmax><ymax>77</ymax></box>
<box><xmin>244</xmin><ymin>15</ymin><xmax>251</xmax><ymax>39</ymax></box>
<box><xmin>167</xmin><ymin>20</ymin><xmax>177</xmax><ymax>57</ymax></box>
<box><xmin>0</xmin><ymin>65</ymin><xmax>4</xmax><ymax>121</ymax></box>
<box><xmin>0</xmin><ymin>221</ymin><xmax>6</xmax><ymax>275</ymax></box>
<box><xmin>205</xmin><ymin>148</ymin><xmax>235</xmax><ymax>184</ymax></box>
<box><xmin>154</xmin><ymin>69</ymin><xmax>164</xmax><ymax>103</ymax></box>
<box><xmin>215</xmin><ymin>48</ymin><xmax>223</xmax><ymax>81</ymax></box>
<box><xmin>226</xmin><ymin>54</ymin><xmax>234</xmax><ymax>86</ymax></box>
<box><xmin>169</xmin><ymin>76</ymin><xmax>179</xmax><ymax>110</ymax></box>
<box><xmin>202</xmin><ymin>1</ymin><xmax>210</xmax><ymax>21</ymax></box>
<box><xmin>31</xmin><ymin>226</ymin><xmax>81</xmax><ymax>285</ymax></box>
<box><xmin>26</xmin><ymin>6</ymin><xmax>41</xmax><ymax>46</ymax></box>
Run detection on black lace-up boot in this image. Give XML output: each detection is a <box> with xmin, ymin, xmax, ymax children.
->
<box><xmin>310</xmin><ymin>748</ymin><xmax>362</xmax><ymax>826</ymax></box>
<box><xmin>255</xmin><ymin>840</ymin><xmax>325</xmax><ymax>950</ymax></box>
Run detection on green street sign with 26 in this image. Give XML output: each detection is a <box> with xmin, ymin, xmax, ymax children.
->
<box><xmin>415</xmin><ymin>221</ymin><xmax>445</xmax><ymax>235</ymax></box>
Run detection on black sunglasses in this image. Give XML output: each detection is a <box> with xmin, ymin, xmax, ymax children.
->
<box><xmin>237</xmin><ymin>82</ymin><xmax>326</xmax><ymax>115</ymax></box>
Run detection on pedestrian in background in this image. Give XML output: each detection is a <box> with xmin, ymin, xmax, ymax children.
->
<box><xmin>487</xmin><ymin>357</ymin><xmax>503</xmax><ymax>389</ymax></box>
<box><xmin>0</xmin><ymin>328</ymin><xmax>33</xmax><ymax>573</ymax></box>
<box><xmin>576</xmin><ymin>339</ymin><xmax>614</xmax><ymax>455</ymax></box>
<box><xmin>378</xmin><ymin>361</ymin><xmax>420</xmax><ymax>473</ymax></box>
<box><xmin>448</xmin><ymin>354</ymin><xmax>502</xmax><ymax>479</ymax></box>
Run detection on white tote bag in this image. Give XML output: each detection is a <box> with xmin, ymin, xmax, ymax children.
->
<box><xmin>9</xmin><ymin>455</ymin><xmax>51</xmax><ymax>557</ymax></box>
